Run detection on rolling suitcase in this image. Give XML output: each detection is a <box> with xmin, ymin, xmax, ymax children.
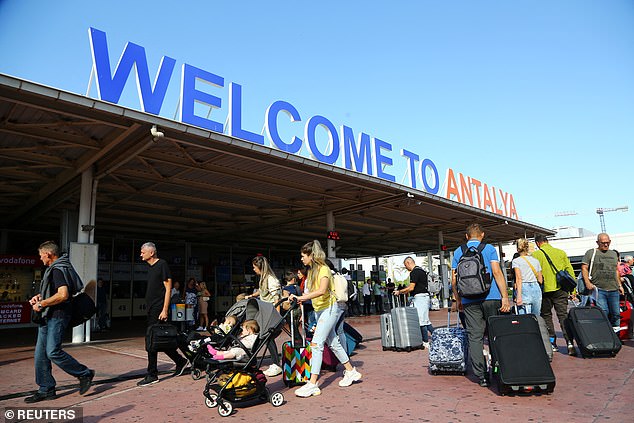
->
<box><xmin>343</xmin><ymin>322</ymin><xmax>363</xmax><ymax>356</ymax></box>
<box><xmin>488</xmin><ymin>314</ymin><xmax>556</xmax><ymax>395</ymax></box>
<box><xmin>380</xmin><ymin>312</ymin><xmax>396</xmax><ymax>351</ymax></box>
<box><xmin>391</xmin><ymin>296</ymin><xmax>423</xmax><ymax>352</ymax></box>
<box><xmin>566</xmin><ymin>306</ymin><xmax>621</xmax><ymax>358</ymax></box>
<box><xmin>429</xmin><ymin>308</ymin><xmax>467</xmax><ymax>375</ymax></box>
<box><xmin>514</xmin><ymin>305</ymin><xmax>553</xmax><ymax>361</ymax></box>
<box><xmin>344</xmin><ymin>322</ymin><xmax>363</xmax><ymax>343</ymax></box>
<box><xmin>618</xmin><ymin>300</ymin><xmax>632</xmax><ymax>340</ymax></box>
<box><xmin>282</xmin><ymin>305</ymin><xmax>312</xmax><ymax>387</ymax></box>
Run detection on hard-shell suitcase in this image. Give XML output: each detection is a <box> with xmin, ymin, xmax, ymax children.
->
<box><xmin>282</xmin><ymin>305</ymin><xmax>312</xmax><ymax>387</ymax></box>
<box><xmin>321</xmin><ymin>344</ymin><xmax>340</xmax><ymax>372</ymax></box>
<box><xmin>566</xmin><ymin>306</ymin><xmax>621</xmax><ymax>358</ymax></box>
<box><xmin>390</xmin><ymin>296</ymin><xmax>423</xmax><ymax>351</ymax></box>
<box><xmin>344</xmin><ymin>322</ymin><xmax>363</xmax><ymax>343</ymax></box>
<box><xmin>343</xmin><ymin>322</ymin><xmax>362</xmax><ymax>356</ymax></box>
<box><xmin>514</xmin><ymin>305</ymin><xmax>552</xmax><ymax>362</ymax></box>
<box><xmin>618</xmin><ymin>300</ymin><xmax>632</xmax><ymax>340</ymax></box>
<box><xmin>380</xmin><ymin>312</ymin><xmax>395</xmax><ymax>351</ymax></box>
<box><xmin>429</xmin><ymin>308</ymin><xmax>467</xmax><ymax>375</ymax></box>
<box><xmin>488</xmin><ymin>314</ymin><xmax>556</xmax><ymax>395</ymax></box>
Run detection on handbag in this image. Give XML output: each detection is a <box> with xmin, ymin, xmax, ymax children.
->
<box><xmin>146</xmin><ymin>323</ymin><xmax>179</xmax><ymax>352</ymax></box>
<box><xmin>70</xmin><ymin>292</ymin><xmax>97</xmax><ymax>328</ymax></box>
<box><xmin>540</xmin><ymin>248</ymin><xmax>576</xmax><ymax>293</ymax></box>
<box><xmin>31</xmin><ymin>308</ymin><xmax>44</xmax><ymax>325</ymax></box>
<box><xmin>576</xmin><ymin>249</ymin><xmax>597</xmax><ymax>296</ymax></box>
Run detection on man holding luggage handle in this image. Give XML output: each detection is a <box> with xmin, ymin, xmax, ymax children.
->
<box><xmin>451</xmin><ymin>223</ymin><xmax>510</xmax><ymax>388</ymax></box>
<box><xmin>532</xmin><ymin>234</ymin><xmax>577</xmax><ymax>356</ymax></box>
<box><xmin>394</xmin><ymin>257</ymin><xmax>434</xmax><ymax>349</ymax></box>
<box><xmin>580</xmin><ymin>233</ymin><xmax>624</xmax><ymax>333</ymax></box>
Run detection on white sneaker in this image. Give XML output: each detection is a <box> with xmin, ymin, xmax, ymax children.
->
<box><xmin>338</xmin><ymin>367</ymin><xmax>362</xmax><ymax>387</ymax></box>
<box><xmin>196</xmin><ymin>326</ymin><xmax>205</xmax><ymax>331</ymax></box>
<box><xmin>295</xmin><ymin>382</ymin><xmax>321</xmax><ymax>397</ymax></box>
<box><xmin>423</xmin><ymin>342</ymin><xmax>430</xmax><ymax>350</ymax></box>
<box><xmin>263</xmin><ymin>363</ymin><xmax>282</xmax><ymax>377</ymax></box>
<box><xmin>613</xmin><ymin>327</ymin><xmax>620</xmax><ymax>333</ymax></box>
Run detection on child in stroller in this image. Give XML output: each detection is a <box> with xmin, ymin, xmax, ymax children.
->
<box><xmin>207</xmin><ymin>319</ymin><xmax>259</xmax><ymax>361</ymax></box>
<box><xmin>202</xmin><ymin>297</ymin><xmax>296</xmax><ymax>417</ymax></box>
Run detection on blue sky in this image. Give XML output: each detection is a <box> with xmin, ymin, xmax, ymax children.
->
<box><xmin>1</xmin><ymin>0</ymin><xmax>632</xmax><ymax>236</ymax></box>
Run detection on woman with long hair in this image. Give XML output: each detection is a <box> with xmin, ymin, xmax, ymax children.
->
<box><xmin>196</xmin><ymin>281</ymin><xmax>211</xmax><ymax>330</ymax></box>
<box><xmin>288</xmin><ymin>240</ymin><xmax>362</xmax><ymax>397</ymax></box>
<box><xmin>512</xmin><ymin>238</ymin><xmax>543</xmax><ymax>315</ymax></box>
<box><xmin>247</xmin><ymin>255</ymin><xmax>283</xmax><ymax>377</ymax></box>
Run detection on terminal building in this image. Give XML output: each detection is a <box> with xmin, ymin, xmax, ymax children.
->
<box><xmin>0</xmin><ymin>73</ymin><xmax>552</xmax><ymax>329</ymax></box>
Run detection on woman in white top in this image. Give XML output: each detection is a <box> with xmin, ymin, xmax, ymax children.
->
<box><xmin>247</xmin><ymin>255</ymin><xmax>282</xmax><ymax>377</ymax></box>
<box><xmin>512</xmin><ymin>238</ymin><xmax>543</xmax><ymax>315</ymax></box>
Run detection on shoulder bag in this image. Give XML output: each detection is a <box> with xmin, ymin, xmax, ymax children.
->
<box><xmin>540</xmin><ymin>248</ymin><xmax>576</xmax><ymax>293</ymax></box>
<box><xmin>576</xmin><ymin>249</ymin><xmax>597</xmax><ymax>296</ymax></box>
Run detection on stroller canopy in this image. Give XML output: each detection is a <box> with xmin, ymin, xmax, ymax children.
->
<box><xmin>226</xmin><ymin>298</ymin><xmax>282</xmax><ymax>338</ymax></box>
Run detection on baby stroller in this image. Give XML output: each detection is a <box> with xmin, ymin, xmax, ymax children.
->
<box><xmin>182</xmin><ymin>298</ymin><xmax>254</xmax><ymax>380</ymax></box>
<box><xmin>203</xmin><ymin>297</ymin><xmax>296</xmax><ymax>417</ymax></box>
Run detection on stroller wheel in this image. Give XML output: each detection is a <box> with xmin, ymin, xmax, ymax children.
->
<box><xmin>192</xmin><ymin>369</ymin><xmax>203</xmax><ymax>380</ymax></box>
<box><xmin>217</xmin><ymin>399</ymin><xmax>233</xmax><ymax>417</ymax></box>
<box><xmin>204</xmin><ymin>391</ymin><xmax>218</xmax><ymax>408</ymax></box>
<box><xmin>270</xmin><ymin>391</ymin><xmax>284</xmax><ymax>407</ymax></box>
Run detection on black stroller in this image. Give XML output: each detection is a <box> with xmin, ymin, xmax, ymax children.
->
<box><xmin>203</xmin><ymin>297</ymin><xmax>296</xmax><ymax>417</ymax></box>
<box><xmin>183</xmin><ymin>299</ymin><xmax>253</xmax><ymax>381</ymax></box>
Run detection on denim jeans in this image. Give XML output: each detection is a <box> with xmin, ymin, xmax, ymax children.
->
<box><xmin>412</xmin><ymin>293</ymin><xmax>434</xmax><ymax>342</ymax></box>
<box><xmin>35</xmin><ymin>315</ymin><xmax>90</xmax><ymax>393</ymax></box>
<box><xmin>520</xmin><ymin>282</ymin><xmax>542</xmax><ymax>316</ymax></box>
<box><xmin>311</xmin><ymin>303</ymin><xmax>349</xmax><ymax>375</ymax></box>
<box><xmin>596</xmin><ymin>289</ymin><xmax>620</xmax><ymax>328</ymax></box>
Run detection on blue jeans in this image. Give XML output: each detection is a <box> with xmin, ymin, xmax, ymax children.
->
<box><xmin>596</xmin><ymin>289</ymin><xmax>620</xmax><ymax>328</ymax></box>
<box><xmin>311</xmin><ymin>304</ymin><xmax>349</xmax><ymax>375</ymax></box>
<box><xmin>35</xmin><ymin>315</ymin><xmax>90</xmax><ymax>393</ymax></box>
<box><xmin>520</xmin><ymin>282</ymin><xmax>542</xmax><ymax>316</ymax></box>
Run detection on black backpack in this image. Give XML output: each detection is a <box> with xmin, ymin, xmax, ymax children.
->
<box><xmin>456</xmin><ymin>243</ymin><xmax>492</xmax><ymax>299</ymax></box>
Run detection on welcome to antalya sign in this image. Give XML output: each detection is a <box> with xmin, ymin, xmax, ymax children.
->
<box><xmin>87</xmin><ymin>28</ymin><xmax>517</xmax><ymax>220</ymax></box>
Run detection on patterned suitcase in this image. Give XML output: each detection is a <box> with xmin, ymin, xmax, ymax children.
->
<box><xmin>429</xmin><ymin>310</ymin><xmax>467</xmax><ymax>374</ymax></box>
<box><xmin>391</xmin><ymin>296</ymin><xmax>423</xmax><ymax>352</ymax></box>
<box><xmin>380</xmin><ymin>312</ymin><xmax>396</xmax><ymax>351</ymax></box>
<box><xmin>282</xmin><ymin>304</ymin><xmax>312</xmax><ymax>387</ymax></box>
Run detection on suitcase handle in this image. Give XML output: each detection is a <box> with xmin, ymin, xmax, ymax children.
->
<box><xmin>290</xmin><ymin>303</ymin><xmax>305</xmax><ymax>348</ymax></box>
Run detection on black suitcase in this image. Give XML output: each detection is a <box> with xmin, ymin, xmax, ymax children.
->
<box><xmin>565</xmin><ymin>306</ymin><xmax>621</xmax><ymax>358</ymax></box>
<box><xmin>488</xmin><ymin>314</ymin><xmax>555</xmax><ymax>395</ymax></box>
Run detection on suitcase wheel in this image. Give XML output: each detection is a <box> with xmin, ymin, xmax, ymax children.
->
<box><xmin>382</xmin><ymin>346</ymin><xmax>388</xmax><ymax>351</ymax></box>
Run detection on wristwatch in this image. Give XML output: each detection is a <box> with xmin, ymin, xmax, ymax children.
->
<box><xmin>37</xmin><ymin>302</ymin><xmax>44</xmax><ymax>309</ymax></box>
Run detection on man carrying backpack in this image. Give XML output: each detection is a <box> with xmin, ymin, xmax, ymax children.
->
<box><xmin>451</xmin><ymin>223</ymin><xmax>510</xmax><ymax>388</ymax></box>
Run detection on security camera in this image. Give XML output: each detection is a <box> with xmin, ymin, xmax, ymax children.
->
<box><xmin>150</xmin><ymin>125</ymin><xmax>164</xmax><ymax>141</ymax></box>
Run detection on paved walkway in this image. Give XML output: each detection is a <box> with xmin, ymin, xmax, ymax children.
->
<box><xmin>1</xmin><ymin>309</ymin><xmax>632</xmax><ymax>422</ymax></box>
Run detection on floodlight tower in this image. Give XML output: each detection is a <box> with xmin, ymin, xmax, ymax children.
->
<box><xmin>596</xmin><ymin>206</ymin><xmax>628</xmax><ymax>233</ymax></box>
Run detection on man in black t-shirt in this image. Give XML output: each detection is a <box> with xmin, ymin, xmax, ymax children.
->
<box><xmin>137</xmin><ymin>242</ymin><xmax>188</xmax><ymax>387</ymax></box>
<box><xmin>393</xmin><ymin>256</ymin><xmax>434</xmax><ymax>348</ymax></box>
<box><xmin>25</xmin><ymin>241</ymin><xmax>94</xmax><ymax>403</ymax></box>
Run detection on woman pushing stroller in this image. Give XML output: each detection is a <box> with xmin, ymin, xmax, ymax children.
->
<box><xmin>287</xmin><ymin>240</ymin><xmax>362</xmax><ymax>397</ymax></box>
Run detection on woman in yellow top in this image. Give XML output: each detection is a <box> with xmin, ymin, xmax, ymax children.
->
<box><xmin>289</xmin><ymin>240</ymin><xmax>362</xmax><ymax>397</ymax></box>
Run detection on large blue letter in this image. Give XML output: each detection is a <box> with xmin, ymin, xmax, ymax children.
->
<box><xmin>180</xmin><ymin>63</ymin><xmax>224</xmax><ymax>133</ymax></box>
<box><xmin>374</xmin><ymin>138</ymin><xmax>396</xmax><ymax>182</ymax></box>
<box><xmin>88</xmin><ymin>27</ymin><xmax>175</xmax><ymax>115</ymax></box>
<box><xmin>305</xmin><ymin>116</ymin><xmax>340</xmax><ymax>165</ymax></box>
<box><xmin>342</xmin><ymin>126</ymin><xmax>373</xmax><ymax>175</ymax></box>
<box><xmin>419</xmin><ymin>158</ymin><xmax>439</xmax><ymax>194</ymax></box>
<box><xmin>228</xmin><ymin>83</ymin><xmax>264</xmax><ymax>144</ymax></box>
<box><xmin>400</xmin><ymin>149</ymin><xmax>419</xmax><ymax>188</ymax></box>
<box><xmin>265</xmin><ymin>100</ymin><xmax>302</xmax><ymax>153</ymax></box>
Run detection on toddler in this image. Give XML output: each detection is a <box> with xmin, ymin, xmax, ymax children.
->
<box><xmin>207</xmin><ymin>319</ymin><xmax>259</xmax><ymax>361</ymax></box>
